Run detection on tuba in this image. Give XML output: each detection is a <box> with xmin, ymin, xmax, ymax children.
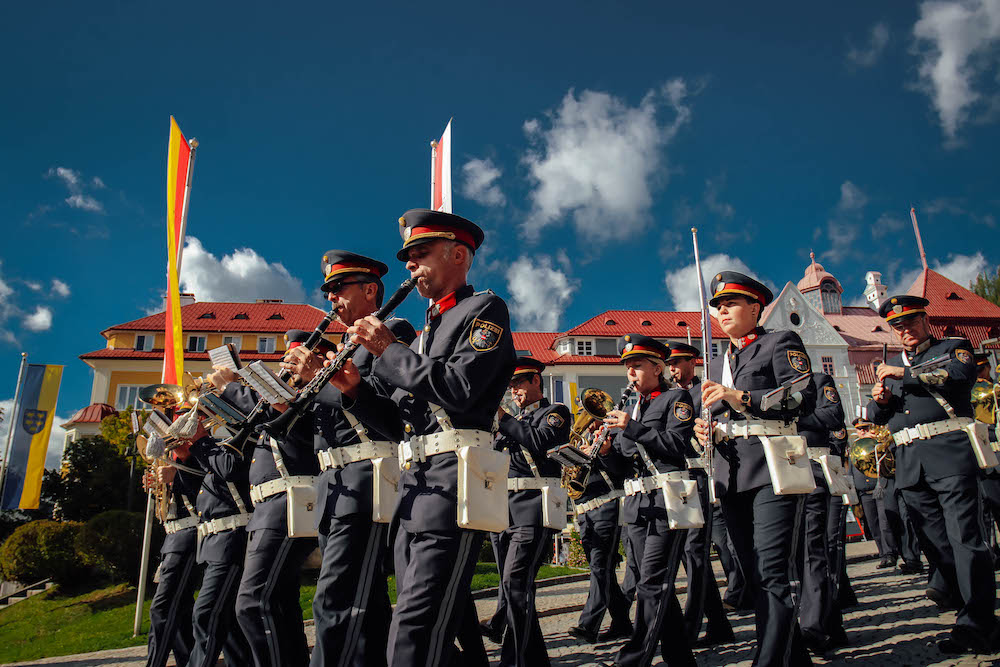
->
<box><xmin>849</xmin><ymin>425</ymin><xmax>895</xmax><ymax>479</ymax></box>
<box><xmin>972</xmin><ymin>380</ymin><xmax>1000</xmax><ymax>425</ymax></box>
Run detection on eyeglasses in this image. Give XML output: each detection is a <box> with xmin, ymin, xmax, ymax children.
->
<box><xmin>889</xmin><ymin>317</ymin><xmax>920</xmax><ymax>331</ymax></box>
<box><xmin>326</xmin><ymin>280</ymin><xmax>368</xmax><ymax>296</ymax></box>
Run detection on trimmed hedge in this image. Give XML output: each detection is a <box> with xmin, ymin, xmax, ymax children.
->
<box><xmin>0</xmin><ymin>520</ymin><xmax>82</xmax><ymax>585</ymax></box>
<box><xmin>74</xmin><ymin>511</ymin><xmax>148</xmax><ymax>584</ymax></box>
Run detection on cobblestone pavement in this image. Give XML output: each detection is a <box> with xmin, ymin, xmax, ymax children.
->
<box><xmin>6</xmin><ymin>541</ymin><xmax>1000</xmax><ymax>666</ymax></box>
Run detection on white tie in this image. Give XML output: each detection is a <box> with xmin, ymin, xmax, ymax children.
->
<box><xmin>722</xmin><ymin>351</ymin><xmax>735</xmax><ymax>389</ymax></box>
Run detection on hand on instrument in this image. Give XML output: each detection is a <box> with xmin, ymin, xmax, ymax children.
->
<box><xmin>876</xmin><ymin>364</ymin><xmax>904</xmax><ymax>381</ymax></box>
<box><xmin>346</xmin><ymin>315</ymin><xmax>398</xmax><ymax>357</ymax></box>
<box><xmin>325</xmin><ymin>350</ymin><xmax>361</xmax><ymax>398</ymax></box>
<box><xmin>694</xmin><ymin>417</ymin><xmax>715</xmax><ymax>448</ymax></box>
<box><xmin>207</xmin><ymin>366</ymin><xmax>238</xmax><ymax>390</ymax></box>
<box><xmin>598</xmin><ymin>433</ymin><xmax>614</xmax><ymax>455</ymax></box>
<box><xmin>603</xmin><ymin>410</ymin><xmax>629</xmax><ymax>431</ymax></box>
<box><xmin>157</xmin><ymin>465</ymin><xmax>177</xmax><ymax>485</ymax></box>
<box><xmin>142</xmin><ymin>470</ymin><xmax>156</xmax><ymax>492</ymax></box>
<box><xmin>282</xmin><ymin>345</ymin><xmax>324</xmax><ymax>385</ymax></box>
<box><xmin>701</xmin><ymin>379</ymin><xmax>742</xmax><ymax>410</ymax></box>
<box><xmin>872</xmin><ymin>380</ymin><xmax>891</xmax><ymax>405</ymax></box>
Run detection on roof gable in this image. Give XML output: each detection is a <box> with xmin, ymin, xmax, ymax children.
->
<box><xmin>762</xmin><ymin>282</ymin><xmax>846</xmax><ymax>346</ymax></box>
<box><xmin>563</xmin><ymin>310</ymin><xmax>725</xmax><ymax>338</ymax></box>
<box><xmin>907</xmin><ymin>269</ymin><xmax>1000</xmax><ymax>319</ymax></box>
<box><xmin>104</xmin><ymin>301</ymin><xmax>340</xmax><ymax>335</ymax></box>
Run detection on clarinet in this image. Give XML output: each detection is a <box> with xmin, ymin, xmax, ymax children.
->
<box><xmin>261</xmin><ymin>277</ymin><xmax>418</xmax><ymax>437</ymax></box>
<box><xmin>222</xmin><ymin>308</ymin><xmax>337</xmax><ymax>454</ymax></box>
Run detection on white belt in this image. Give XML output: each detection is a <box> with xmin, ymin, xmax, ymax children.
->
<box><xmin>249</xmin><ymin>475</ymin><xmax>318</xmax><ymax>504</ymax></box>
<box><xmin>575</xmin><ymin>490</ymin><xmax>624</xmax><ymax>515</ymax></box>
<box><xmin>164</xmin><ymin>516</ymin><xmax>199</xmax><ymax>534</ymax></box>
<box><xmin>507</xmin><ymin>477</ymin><xmax>561</xmax><ymax>492</ymax></box>
<box><xmin>197</xmin><ymin>513</ymin><xmax>251</xmax><ymax>537</ymax></box>
<box><xmin>715</xmin><ymin>420</ymin><xmax>797</xmax><ymax>440</ymax></box>
<box><xmin>893</xmin><ymin>417</ymin><xmax>973</xmax><ymax>446</ymax></box>
<box><xmin>624</xmin><ymin>471</ymin><xmax>690</xmax><ymax>496</ymax></box>
<box><xmin>399</xmin><ymin>429</ymin><xmax>491</xmax><ymax>466</ymax></box>
<box><xmin>317</xmin><ymin>441</ymin><xmax>396</xmax><ymax>470</ymax></box>
<box><xmin>807</xmin><ymin>446</ymin><xmax>830</xmax><ymax>460</ymax></box>
<box><xmin>686</xmin><ymin>456</ymin><xmax>710</xmax><ymax>470</ymax></box>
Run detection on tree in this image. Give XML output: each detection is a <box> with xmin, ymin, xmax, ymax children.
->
<box><xmin>46</xmin><ymin>436</ymin><xmax>132</xmax><ymax>522</ymax></box>
<box><xmin>972</xmin><ymin>267</ymin><xmax>1000</xmax><ymax>307</ymax></box>
<box><xmin>100</xmin><ymin>406</ymin><xmax>147</xmax><ymax>458</ymax></box>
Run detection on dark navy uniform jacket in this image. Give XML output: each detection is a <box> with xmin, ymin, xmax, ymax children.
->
<box><xmin>495</xmin><ymin>398</ymin><xmax>571</xmax><ymax>527</ymax></box>
<box><xmin>830</xmin><ymin>426</ymin><xmax>848</xmax><ymax>459</ymax></box>
<box><xmin>707</xmin><ymin>327</ymin><xmax>817</xmax><ymax>496</ymax></box>
<box><xmin>312</xmin><ymin>317</ymin><xmax>416</xmax><ymax>521</ymax></box>
<box><xmin>867</xmin><ymin>336</ymin><xmax>979</xmax><ymax>488</ymax></box>
<box><xmin>575</xmin><ymin>458</ymin><xmax>626</xmax><ymax>524</ymax></box>
<box><xmin>605</xmin><ymin>385</ymin><xmax>695</xmax><ymax>524</ymax></box>
<box><xmin>161</xmin><ymin>463</ymin><xmax>203</xmax><ymax>554</ymax></box>
<box><xmin>798</xmin><ymin>372</ymin><xmax>846</xmax><ymax>483</ymax></box>
<box><xmin>346</xmin><ymin>284</ymin><xmax>517</xmax><ymax>533</ymax></box>
<box><xmin>220</xmin><ymin>382</ymin><xmax>320</xmax><ymax>532</ymax></box>
<box><xmin>190</xmin><ymin>435</ymin><xmax>252</xmax><ymax>563</ymax></box>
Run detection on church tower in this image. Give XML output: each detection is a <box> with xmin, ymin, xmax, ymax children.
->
<box><xmin>797</xmin><ymin>252</ymin><xmax>843</xmax><ymax>315</ymax></box>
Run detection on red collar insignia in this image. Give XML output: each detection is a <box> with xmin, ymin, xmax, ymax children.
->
<box><xmin>732</xmin><ymin>330</ymin><xmax>760</xmax><ymax>351</ymax></box>
<box><xmin>428</xmin><ymin>291</ymin><xmax>459</xmax><ymax>320</ymax></box>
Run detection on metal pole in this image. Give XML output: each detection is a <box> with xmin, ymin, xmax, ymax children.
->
<box><xmin>909</xmin><ymin>207</ymin><xmax>929</xmax><ymax>271</ymax></box>
<box><xmin>0</xmin><ymin>353</ymin><xmax>28</xmax><ymax>504</ymax></box>
<box><xmin>133</xmin><ymin>489</ymin><xmax>155</xmax><ymax>637</ymax></box>
<box><xmin>175</xmin><ymin>138</ymin><xmax>198</xmax><ymax>276</ymax></box>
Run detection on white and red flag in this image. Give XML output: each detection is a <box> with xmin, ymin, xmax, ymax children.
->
<box><xmin>430</xmin><ymin>119</ymin><xmax>452</xmax><ymax>213</ymax></box>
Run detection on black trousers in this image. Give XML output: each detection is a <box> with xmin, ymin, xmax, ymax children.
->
<box><xmin>483</xmin><ymin>530</ymin><xmax>509</xmax><ymax>636</ymax></box>
<box><xmin>978</xmin><ymin>474</ymin><xmax>1000</xmax><ymax>548</ymax></box>
<box><xmin>236</xmin><ymin>528</ymin><xmax>316</xmax><ymax>667</ymax></box>
<box><xmin>147</xmin><ymin>549</ymin><xmax>200</xmax><ymax>667</ymax></box>
<box><xmin>900</xmin><ymin>474</ymin><xmax>998</xmax><ymax>641</ymax></box>
<box><xmin>857</xmin><ymin>491</ymin><xmax>883</xmax><ymax>555</ymax></box>
<box><xmin>190</xmin><ymin>559</ymin><xmax>250</xmax><ymax>667</ymax></box>
<box><xmin>881</xmin><ymin>478</ymin><xmax>921</xmax><ymax>563</ymax></box>
<box><xmin>577</xmin><ymin>511</ymin><xmax>631</xmax><ymax>635</ymax></box>
<box><xmin>388</xmin><ymin>527</ymin><xmax>485</xmax><ymax>667</ymax></box>
<box><xmin>310</xmin><ymin>514</ymin><xmax>391</xmax><ymax>667</ymax></box>
<box><xmin>723</xmin><ymin>486</ymin><xmax>812</xmax><ymax>667</ymax></box>
<box><xmin>682</xmin><ymin>475</ymin><xmax>732</xmax><ymax>641</ymax></box>
<box><xmin>498</xmin><ymin>525</ymin><xmax>553</xmax><ymax>667</ymax></box>
<box><xmin>826</xmin><ymin>497</ymin><xmax>855</xmax><ymax>610</ymax></box>
<box><xmin>614</xmin><ymin>515</ymin><xmax>693</xmax><ymax>667</ymax></box>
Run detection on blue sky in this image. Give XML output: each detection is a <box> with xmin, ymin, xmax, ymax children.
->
<box><xmin>1</xmin><ymin>2</ymin><xmax>998</xmax><ymax>463</ymax></box>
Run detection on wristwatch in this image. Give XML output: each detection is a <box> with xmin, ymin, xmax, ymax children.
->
<box><xmin>739</xmin><ymin>391</ymin><xmax>751</xmax><ymax>410</ymax></box>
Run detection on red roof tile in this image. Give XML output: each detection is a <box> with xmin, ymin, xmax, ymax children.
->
<box><xmin>825</xmin><ymin>307</ymin><xmax>898</xmax><ymax>347</ymax></box>
<box><xmin>80</xmin><ymin>349</ymin><xmax>287</xmax><ymax>362</ymax></box>
<box><xmin>563</xmin><ymin>310</ymin><xmax>726</xmax><ymax>338</ymax></box>
<box><xmin>63</xmin><ymin>403</ymin><xmax>117</xmax><ymax>426</ymax></box>
<box><xmin>512</xmin><ymin>332</ymin><xmax>559</xmax><ymax>362</ymax></box>
<box><xmin>104</xmin><ymin>302</ymin><xmax>340</xmax><ymax>334</ymax></box>
<box><xmin>908</xmin><ymin>269</ymin><xmax>1000</xmax><ymax>319</ymax></box>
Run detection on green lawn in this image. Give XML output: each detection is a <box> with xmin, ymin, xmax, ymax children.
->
<box><xmin>0</xmin><ymin>563</ymin><xmax>582</xmax><ymax>663</ymax></box>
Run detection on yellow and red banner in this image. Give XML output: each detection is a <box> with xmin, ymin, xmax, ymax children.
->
<box><xmin>1</xmin><ymin>364</ymin><xmax>63</xmax><ymax>510</ymax></box>
<box><xmin>163</xmin><ymin>116</ymin><xmax>193</xmax><ymax>384</ymax></box>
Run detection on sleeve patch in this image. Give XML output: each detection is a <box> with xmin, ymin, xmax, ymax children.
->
<box><xmin>469</xmin><ymin>318</ymin><xmax>503</xmax><ymax>351</ymax></box>
<box><xmin>546</xmin><ymin>412</ymin><xmax>565</xmax><ymax>428</ymax></box>
<box><xmin>823</xmin><ymin>386</ymin><xmax>840</xmax><ymax>404</ymax></box>
<box><xmin>955</xmin><ymin>349</ymin><xmax>972</xmax><ymax>365</ymax></box>
<box><xmin>674</xmin><ymin>402</ymin><xmax>693</xmax><ymax>421</ymax></box>
<box><xmin>787</xmin><ymin>350</ymin><xmax>811</xmax><ymax>374</ymax></box>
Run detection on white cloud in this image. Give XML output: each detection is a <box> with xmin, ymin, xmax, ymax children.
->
<box><xmin>912</xmin><ymin>0</ymin><xmax>1000</xmax><ymax>142</ymax></box>
<box><xmin>51</xmin><ymin>279</ymin><xmax>70</xmax><ymax>298</ymax></box>
<box><xmin>703</xmin><ymin>179</ymin><xmax>735</xmax><ymax>219</ymax></box>
<box><xmin>521</xmin><ymin>80</ymin><xmax>692</xmax><ymax>241</ymax></box>
<box><xmin>92</xmin><ymin>176</ymin><xmax>106</xmax><ymax>189</ymax></box>
<box><xmin>892</xmin><ymin>251</ymin><xmax>991</xmax><ymax>293</ymax></box>
<box><xmin>0</xmin><ymin>268</ymin><xmax>16</xmax><ymax>344</ymax></box>
<box><xmin>837</xmin><ymin>180</ymin><xmax>868</xmax><ymax>211</ymax></box>
<box><xmin>847</xmin><ymin>22</ymin><xmax>891</xmax><ymax>67</ymax></box>
<box><xmin>461</xmin><ymin>158</ymin><xmax>506</xmax><ymax>207</ymax></box>
<box><xmin>506</xmin><ymin>255</ymin><xmax>577</xmax><ymax>331</ymax></box>
<box><xmin>664</xmin><ymin>253</ymin><xmax>758</xmax><ymax>311</ymax></box>
<box><xmin>0</xmin><ymin>398</ymin><xmax>70</xmax><ymax>470</ymax></box>
<box><xmin>179</xmin><ymin>237</ymin><xmax>306</xmax><ymax>303</ymax></box>
<box><xmin>23</xmin><ymin>306</ymin><xmax>52</xmax><ymax>332</ymax></box>
<box><xmin>24</xmin><ymin>281</ymin><xmax>42</xmax><ymax>292</ymax></box>
<box><xmin>65</xmin><ymin>194</ymin><xmax>104</xmax><ymax>213</ymax></box>
<box><xmin>47</xmin><ymin>167</ymin><xmax>80</xmax><ymax>190</ymax></box>
<box><xmin>46</xmin><ymin>166</ymin><xmax>105</xmax><ymax>213</ymax></box>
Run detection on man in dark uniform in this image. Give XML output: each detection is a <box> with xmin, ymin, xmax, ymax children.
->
<box><xmin>599</xmin><ymin>334</ymin><xmax>696</xmax><ymax>667</ymax></box>
<box><xmin>183</xmin><ymin>383</ymin><xmax>253</xmax><ymax>667</ymax></box>
<box><xmin>869</xmin><ymin>295</ymin><xmax>998</xmax><ymax>654</ymax></box>
<box><xmin>223</xmin><ymin>331</ymin><xmax>321</xmax><ymax>667</ymax></box>
<box><xmin>330</xmin><ymin>209</ymin><xmax>515</xmax><ymax>667</ymax></box>
<box><xmin>827</xmin><ymin>425</ymin><xmax>857</xmax><ymax>610</ymax></box>
<box><xmin>694</xmin><ymin>271</ymin><xmax>816</xmax><ymax>667</ymax></box>
<box><xmin>282</xmin><ymin>251</ymin><xmax>417</xmax><ymax>667</ymax></box>
<box><xmin>973</xmin><ymin>353</ymin><xmax>1000</xmax><ymax>566</ymax></box>
<box><xmin>145</xmin><ymin>440</ymin><xmax>203</xmax><ymax>667</ymax></box>
<box><xmin>796</xmin><ymin>372</ymin><xmax>846</xmax><ymax>653</ymax></box>
<box><xmin>666</xmin><ymin>341</ymin><xmax>736</xmax><ymax>647</ymax></box>
<box><xmin>491</xmin><ymin>356</ymin><xmax>570</xmax><ymax>666</ymax></box>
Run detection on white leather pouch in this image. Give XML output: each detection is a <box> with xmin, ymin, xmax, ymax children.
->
<box><xmin>964</xmin><ymin>422</ymin><xmax>999</xmax><ymax>469</ymax></box>
<box><xmin>818</xmin><ymin>455</ymin><xmax>850</xmax><ymax>496</ymax></box>
<box><xmin>759</xmin><ymin>435</ymin><xmax>816</xmax><ymax>495</ymax></box>
<box><xmin>541</xmin><ymin>485</ymin><xmax>568</xmax><ymax>531</ymax></box>
<box><xmin>617</xmin><ymin>497</ymin><xmax>626</xmax><ymax>527</ymax></box>
<box><xmin>371</xmin><ymin>457</ymin><xmax>400</xmax><ymax>524</ymax></box>
<box><xmin>456</xmin><ymin>446</ymin><xmax>510</xmax><ymax>533</ymax></box>
<box><xmin>286</xmin><ymin>484</ymin><xmax>319</xmax><ymax>538</ymax></box>
<box><xmin>661</xmin><ymin>479</ymin><xmax>705</xmax><ymax>529</ymax></box>
<box><xmin>841</xmin><ymin>473</ymin><xmax>859</xmax><ymax>506</ymax></box>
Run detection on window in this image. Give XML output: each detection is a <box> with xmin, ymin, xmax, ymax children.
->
<box><xmin>822</xmin><ymin>356</ymin><xmax>834</xmax><ymax>376</ymax></box>
<box><xmin>820</xmin><ymin>282</ymin><xmax>842</xmax><ymax>314</ymax></box>
<box><xmin>233</xmin><ymin>313</ymin><xmax>249</xmax><ymax>320</ymax></box>
<box><xmin>789</xmin><ymin>312</ymin><xmax>801</xmax><ymax>326</ymax></box>
<box><xmin>514</xmin><ymin>349</ymin><xmax>533</xmax><ymax>356</ymax></box>
<box><xmin>115</xmin><ymin>385</ymin><xmax>143</xmax><ymax>411</ymax></box>
<box><xmin>258</xmin><ymin>336</ymin><xmax>276</xmax><ymax>353</ymax></box>
<box><xmin>575</xmin><ymin>340</ymin><xmax>593</xmax><ymax>356</ymax></box>
<box><xmin>134</xmin><ymin>334</ymin><xmax>154</xmax><ymax>351</ymax></box>
<box><xmin>223</xmin><ymin>335</ymin><xmax>242</xmax><ymax>352</ymax></box>
<box><xmin>595</xmin><ymin>338</ymin><xmax>618</xmax><ymax>356</ymax></box>
<box><xmin>267</xmin><ymin>313</ymin><xmax>284</xmax><ymax>320</ymax></box>
<box><xmin>198</xmin><ymin>312</ymin><xmax>216</xmax><ymax>319</ymax></box>
<box><xmin>641</xmin><ymin>320</ymin><xmax>652</xmax><ymax>327</ymax></box>
<box><xmin>604</xmin><ymin>319</ymin><xmax>616</xmax><ymax>326</ymax></box>
<box><xmin>186</xmin><ymin>335</ymin><xmax>206</xmax><ymax>352</ymax></box>
<box><xmin>711</xmin><ymin>342</ymin><xmax>720</xmax><ymax>358</ymax></box>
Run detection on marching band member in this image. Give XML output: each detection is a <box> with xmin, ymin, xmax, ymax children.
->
<box><xmin>492</xmin><ymin>356</ymin><xmax>571</xmax><ymax>666</ymax></box>
<box><xmin>694</xmin><ymin>270</ymin><xmax>816</xmax><ymax>667</ymax></box>
<box><xmin>329</xmin><ymin>209</ymin><xmax>515</xmax><ymax>667</ymax></box>
<box><xmin>827</xmin><ymin>425</ymin><xmax>857</xmax><ymax>611</ymax></box>
<box><xmin>600</xmin><ymin>334</ymin><xmax>696</xmax><ymax>667</ymax></box>
<box><xmin>868</xmin><ymin>295</ymin><xmax>997</xmax><ymax>654</ymax></box>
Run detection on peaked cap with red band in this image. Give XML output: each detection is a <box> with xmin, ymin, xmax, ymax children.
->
<box><xmin>285</xmin><ymin>329</ymin><xmax>335</xmax><ymax>355</ymax></box>
<box><xmin>617</xmin><ymin>334</ymin><xmax>669</xmax><ymax>363</ymax></box>
<box><xmin>709</xmin><ymin>270</ymin><xmax>773</xmax><ymax>308</ymax></box>
<box><xmin>878</xmin><ymin>295</ymin><xmax>929</xmax><ymax>323</ymax></box>
<box><xmin>511</xmin><ymin>356</ymin><xmax>545</xmax><ymax>381</ymax></box>
<box><xmin>666</xmin><ymin>341</ymin><xmax>701</xmax><ymax>362</ymax></box>
<box><xmin>396</xmin><ymin>209</ymin><xmax>485</xmax><ymax>261</ymax></box>
<box><xmin>320</xmin><ymin>250</ymin><xmax>388</xmax><ymax>293</ymax></box>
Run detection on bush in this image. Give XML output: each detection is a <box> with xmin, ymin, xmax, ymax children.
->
<box><xmin>74</xmin><ymin>511</ymin><xmax>149</xmax><ymax>584</ymax></box>
<box><xmin>565</xmin><ymin>530</ymin><xmax>588</xmax><ymax>568</ymax></box>
<box><xmin>0</xmin><ymin>520</ymin><xmax>82</xmax><ymax>585</ymax></box>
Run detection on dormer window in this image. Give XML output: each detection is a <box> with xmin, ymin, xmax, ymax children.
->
<box><xmin>946</xmin><ymin>291</ymin><xmax>961</xmax><ymax>300</ymax></box>
<box><xmin>833</xmin><ymin>325</ymin><xmax>842</xmax><ymax>331</ymax></box>
<box><xmin>198</xmin><ymin>312</ymin><xmax>215</xmax><ymax>319</ymax></box>
<box><xmin>675</xmin><ymin>319</ymin><xmax>687</xmax><ymax>327</ymax></box>
<box><xmin>641</xmin><ymin>320</ymin><xmax>652</xmax><ymax>327</ymax></box>
<box><xmin>871</xmin><ymin>325</ymin><xmax>884</xmax><ymax>332</ymax></box>
<box><xmin>268</xmin><ymin>313</ymin><xmax>284</xmax><ymax>320</ymax></box>
<box><xmin>605</xmin><ymin>319</ymin><xmax>616</xmax><ymax>326</ymax></box>
<box><xmin>233</xmin><ymin>313</ymin><xmax>249</xmax><ymax>320</ymax></box>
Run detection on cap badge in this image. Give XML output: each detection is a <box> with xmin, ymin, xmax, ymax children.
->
<box><xmin>624</xmin><ymin>342</ymin><xmax>634</xmax><ymax>352</ymax></box>
<box><xmin>892</xmin><ymin>305</ymin><xmax>903</xmax><ymax>314</ymax></box>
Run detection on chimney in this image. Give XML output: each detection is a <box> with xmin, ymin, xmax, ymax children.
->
<box><xmin>863</xmin><ymin>271</ymin><xmax>887</xmax><ymax>312</ymax></box>
<box><xmin>162</xmin><ymin>292</ymin><xmax>196</xmax><ymax>312</ymax></box>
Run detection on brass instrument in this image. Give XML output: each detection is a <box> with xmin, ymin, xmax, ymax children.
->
<box><xmin>849</xmin><ymin>425</ymin><xmax>895</xmax><ymax>479</ymax></box>
<box><xmin>563</xmin><ymin>386</ymin><xmax>632</xmax><ymax>500</ymax></box>
<box><xmin>182</xmin><ymin>373</ymin><xmax>248</xmax><ymax>444</ymax></box>
<box><xmin>972</xmin><ymin>380</ymin><xmax>1000</xmax><ymax>425</ymax></box>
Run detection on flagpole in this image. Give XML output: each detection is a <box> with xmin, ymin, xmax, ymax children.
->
<box><xmin>909</xmin><ymin>207</ymin><xmax>929</xmax><ymax>271</ymax></box>
<box><xmin>175</xmin><ymin>138</ymin><xmax>198</xmax><ymax>275</ymax></box>
<box><xmin>0</xmin><ymin>353</ymin><xmax>28</xmax><ymax>505</ymax></box>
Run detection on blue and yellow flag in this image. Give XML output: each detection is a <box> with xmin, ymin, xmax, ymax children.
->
<box><xmin>1</xmin><ymin>364</ymin><xmax>63</xmax><ymax>510</ymax></box>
